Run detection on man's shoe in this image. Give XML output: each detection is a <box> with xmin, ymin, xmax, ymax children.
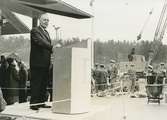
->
<box><xmin>30</xmin><ymin>106</ymin><xmax>39</xmax><ymax>110</ymax></box>
<box><xmin>40</xmin><ymin>104</ymin><xmax>51</xmax><ymax>108</ymax></box>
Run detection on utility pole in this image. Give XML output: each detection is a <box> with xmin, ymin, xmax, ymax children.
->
<box><xmin>90</xmin><ymin>0</ymin><xmax>95</xmax><ymax>68</ymax></box>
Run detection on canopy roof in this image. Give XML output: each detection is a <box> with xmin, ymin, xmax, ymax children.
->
<box><xmin>1</xmin><ymin>8</ymin><xmax>29</xmax><ymax>35</ymax></box>
<box><xmin>0</xmin><ymin>0</ymin><xmax>92</xmax><ymax>35</ymax></box>
<box><xmin>0</xmin><ymin>0</ymin><xmax>92</xmax><ymax>19</ymax></box>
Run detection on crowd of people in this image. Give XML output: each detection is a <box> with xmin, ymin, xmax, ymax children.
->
<box><xmin>0</xmin><ymin>54</ymin><xmax>53</xmax><ymax>106</ymax></box>
<box><xmin>91</xmin><ymin>60</ymin><xmax>142</xmax><ymax>97</ymax></box>
<box><xmin>91</xmin><ymin>59</ymin><xmax>119</xmax><ymax>96</ymax></box>
<box><xmin>146</xmin><ymin>63</ymin><xmax>167</xmax><ymax>84</ymax></box>
<box><xmin>91</xmin><ymin>61</ymin><xmax>167</xmax><ymax>97</ymax></box>
<box><xmin>0</xmin><ymin>55</ymin><xmax>28</xmax><ymax>105</ymax></box>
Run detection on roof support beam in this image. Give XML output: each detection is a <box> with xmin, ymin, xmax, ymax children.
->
<box><xmin>0</xmin><ymin>10</ymin><xmax>2</xmax><ymax>35</ymax></box>
<box><xmin>32</xmin><ymin>17</ymin><xmax>38</xmax><ymax>28</ymax></box>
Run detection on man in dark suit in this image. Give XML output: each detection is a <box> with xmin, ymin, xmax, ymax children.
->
<box><xmin>30</xmin><ymin>13</ymin><xmax>53</xmax><ymax>110</ymax></box>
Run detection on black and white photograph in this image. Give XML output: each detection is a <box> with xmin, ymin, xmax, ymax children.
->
<box><xmin>0</xmin><ymin>0</ymin><xmax>167</xmax><ymax>120</ymax></box>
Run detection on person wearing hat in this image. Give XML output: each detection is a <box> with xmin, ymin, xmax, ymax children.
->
<box><xmin>128</xmin><ymin>48</ymin><xmax>135</xmax><ymax>62</ymax></box>
<box><xmin>99</xmin><ymin>64</ymin><xmax>107</xmax><ymax>84</ymax></box>
<box><xmin>157</xmin><ymin>62</ymin><xmax>166</xmax><ymax>84</ymax></box>
<box><xmin>5</xmin><ymin>58</ymin><xmax>19</xmax><ymax>105</ymax></box>
<box><xmin>147</xmin><ymin>65</ymin><xmax>153</xmax><ymax>73</ymax></box>
<box><xmin>128</xmin><ymin>64</ymin><xmax>137</xmax><ymax>94</ymax></box>
<box><xmin>146</xmin><ymin>65</ymin><xmax>155</xmax><ymax>84</ymax></box>
<box><xmin>97</xmin><ymin>64</ymin><xmax>108</xmax><ymax>96</ymax></box>
<box><xmin>107</xmin><ymin>59</ymin><xmax>118</xmax><ymax>87</ymax></box>
<box><xmin>92</xmin><ymin>63</ymin><xmax>99</xmax><ymax>82</ymax></box>
<box><xmin>91</xmin><ymin>63</ymin><xmax>99</xmax><ymax>96</ymax></box>
<box><xmin>18</xmin><ymin>62</ymin><xmax>28</xmax><ymax>103</ymax></box>
<box><xmin>92</xmin><ymin>63</ymin><xmax>101</xmax><ymax>94</ymax></box>
<box><xmin>159</xmin><ymin>62</ymin><xmax>166</xmax><ymax>73</ymax></box>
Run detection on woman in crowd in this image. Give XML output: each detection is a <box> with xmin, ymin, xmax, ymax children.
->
<box><xmin>6</xmin><ymin>58</ymin><xmax>19</xmax><ymax>105</ymax></box>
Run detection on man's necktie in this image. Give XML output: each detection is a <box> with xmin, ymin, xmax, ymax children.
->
<box><xmin>44</xmin><ymin>29</ymin><xmax>50</xmax><ymax>39</ymax></box>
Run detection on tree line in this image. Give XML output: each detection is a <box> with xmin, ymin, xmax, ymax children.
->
<box><xmin>94</xmin><ymin>39</ymin><xmax>167</xmax><ymax>64</ymax></box>
<box><xmin>0</xmin><ymin>36</ymin><xmax>167</xmax><ymax>65</ymax></box>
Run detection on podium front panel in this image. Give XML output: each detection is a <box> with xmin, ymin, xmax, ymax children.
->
<box><xmin>52</xmin><ymin>47</ymin><xmax>91</xmax><ymax>114</ymax></box>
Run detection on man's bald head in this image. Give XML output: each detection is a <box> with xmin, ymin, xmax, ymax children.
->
<box><xmin>39</xmin><ymin>13</ymin><xmax>49</xmax><ymax>29</ymax></box>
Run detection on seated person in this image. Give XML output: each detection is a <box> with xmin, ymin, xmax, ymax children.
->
<box><xmin>146</xmin><ymin>65</ymin><xmax>156</xmax><ymax>84</ymax></box>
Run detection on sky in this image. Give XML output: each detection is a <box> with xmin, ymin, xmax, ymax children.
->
<box><xmin>15</xmin><ymin>0</ymin><xmax>167</xmax><ymax>44</ymax></box>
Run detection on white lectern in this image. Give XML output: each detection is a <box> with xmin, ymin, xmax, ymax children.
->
<box><xmin>52</xmin><ymin>46</ymin><xmax>91</xmax><ymax>114</ymax></box>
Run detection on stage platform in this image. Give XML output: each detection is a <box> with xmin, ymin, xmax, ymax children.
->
<box><xmin>1</xmin><ymin>96</ymin><xmax>122</xmax><ymax>120</ymax></box>
<box><xmin>1</xmin><ymin>95</ymin><xmax>167</xmax><ymax>120</ymax></box>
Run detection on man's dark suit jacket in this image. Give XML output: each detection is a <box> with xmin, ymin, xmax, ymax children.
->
<box><xmin>30</xmin><ymin>26</ymin><xmax>53</xmax><ymax>68</ymax></box>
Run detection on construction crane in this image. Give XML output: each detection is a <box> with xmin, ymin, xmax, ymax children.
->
<box><xmin>121</xmin><ymin>1</ymin><xmax>167</xmax><ymax>76</ymax></box>
<box><xmin>136</xmin><ymin>0</ymin><xmax>167</xmax><ymax>65</ymax></box>
<box><xmin>148</xmin><ymin>0</ymin><xmax>167</xmax><ymax>65</ymax></box>
<box><xmin>137</xmin><ymin>8</ymin><xmax>154</xmax><ymax>41</ymax></box>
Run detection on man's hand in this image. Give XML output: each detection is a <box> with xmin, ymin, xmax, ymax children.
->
<box><xmin>52</xmin><ymin>43</ymin><xmax>62</xmax><ymax>52</ymax></box>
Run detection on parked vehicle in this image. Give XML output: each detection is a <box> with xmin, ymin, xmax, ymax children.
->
<box><xmin>119</xmin><ymin>55</ymin><xmax>146</xmax><ymax>78</ymax></box>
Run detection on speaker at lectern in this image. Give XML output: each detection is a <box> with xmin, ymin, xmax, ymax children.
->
<box><xmin>52</xmin><ymin>40</ymin><xmax>91</xmax><ymax>114</ymax></box>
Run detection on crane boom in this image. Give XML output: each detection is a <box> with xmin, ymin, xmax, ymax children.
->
<box><xmin>149</xmin><ymin>0</ymin><xmax>167</xmax><ymax>64</ymax></box>
<box><xmin>154</xmin><ymin>0</ymin><xmax>167</xmax><ymax>41</ymax></box>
